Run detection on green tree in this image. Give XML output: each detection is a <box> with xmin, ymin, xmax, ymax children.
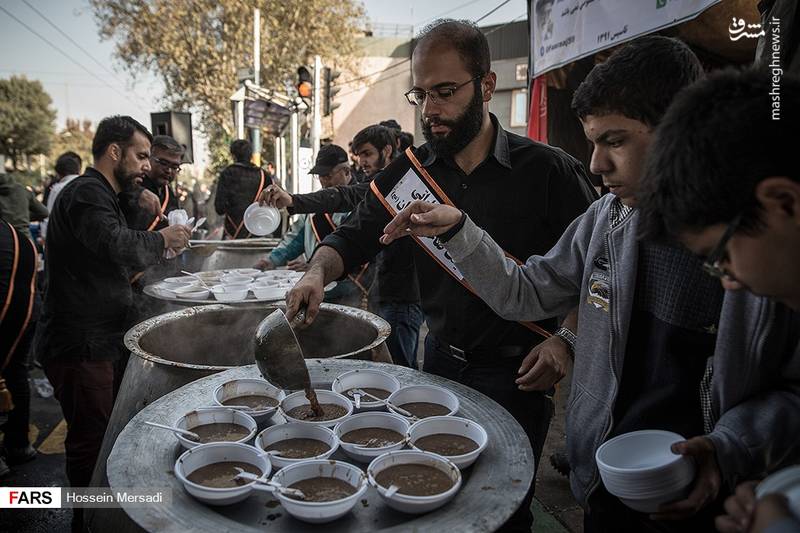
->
<box><xmin>90</xmin><ymin>0</ymin><xmax>365</xmax><ymax>175</ymax></box>
<box><xmin>50</xmin><ymin>118</ymin><xmax>94</xmax><ymax>171</ymax></box>
<box><xmin>0</xmin><ymin>76</ymin><xmax>57</xmax><ymax>170</ymax></box>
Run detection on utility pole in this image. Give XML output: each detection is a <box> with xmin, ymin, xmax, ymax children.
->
<box><xmin>311</xmin><ymin>55</ymin><xmax>322</xmax><ymax>161</ymax></box>
<box><xmin>252</xmin><ymin>8</ymin><xmax>262</xmax><ymax>166</ymax></box>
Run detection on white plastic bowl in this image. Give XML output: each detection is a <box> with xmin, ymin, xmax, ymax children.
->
<box><xmin>596</xmin><ymin>430</ymin><xmax>695</xmax><ymax>509</ymax></box>
<box><xmin>408</xmin><ymin>416</ymin><xmax>488</xmax><ymax>469</ymax></box>
<box><xmin>756</xmin><ymin>465</ymin><xmax>800</xmax><ymax>519</ymax></box>
<box><xmin>174</xmin><ymin>408</ymin><xmax>258</xmax><ymax>449</ymax></box>
<box><xmin>386</xmin><ymin>385</ymin><xmax>459</xmax><ymax>420</ymax></box>
<box><xmin>162</xmin><ymin>276</ymin><xmax>195</xmax><ymax>286</ymax></box>
<box><xmin>213</xmin><ymin>378</ymin><xmax>285</xmax><ymax>425</ymax></box>
<box><xmin>271</xmin><ymin>459</ymin><xmax>368</xmax><ymax>523</ymax></box>
<box><xmin>221</xmin><ymin>273</ymin><xmax>254</xmax><ymax>284</ymax></box>
<box><xmin>251</xmin><ymin>284</ymin><xmax>288</xmax><ymax>301</ymax></box>
<box><xmin>367</xmin><ymin>450</ymin><xmax>462</xmax><ymax>514</ymax></box>
<box><xmin>332</xmin><ymin>369</ymin><xmax>401</xmax><ymax>412</ymax></box>
<box><xmin>280</xmin><ymin>390</ymin><xmax>353</xmax><ymax>428</ymax></box>
<box><xmin>174</xmin><ymin>442</ymin><xmax>271</xmax><ymax>506</ymax></box>
<box><xmin>244</xmin><ymin>202</ymin><xmax>280</xmax><ymax>236</ymax></box>
<box><xmin>333</xmin><ymin>412</ymin><xmax>410</xmax><ymax>463</ymax></box>
<box><xmin>175</xmin><ymin>288</ymin><xmax>210</xmax><ymax>300</ymax></box>
<box><xmin>254</xmin><ymin>423</ymin><xmax>339</xmax><ymax>469</ymax></box>
<box><xmin>211</xmin><ymin>284</ymin><xmax>249</xmax><ymax>302</ymax></box>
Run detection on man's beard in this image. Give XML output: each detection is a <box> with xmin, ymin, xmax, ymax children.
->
<box><xmin>114</xmin><ymin>163</ymin><xmax>142</xmax><ymax>192</ymax></box>
<box><xmin>422</xmin><ymin>83</ymin><xmax>484</xmax><ymax>158</ymax></box>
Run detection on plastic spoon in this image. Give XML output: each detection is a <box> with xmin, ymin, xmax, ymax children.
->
<box><xmin>385</xmin><ymin>485</ymin><xmax>400</xmax><ymax>498</ymax></box>
<box><xmin>234</xmin><ymin>468</ymin><xmax>306</xmax><ymax>499</ymax></box>
<box><xmin>180</xmin><ymin>270</ymin><xmax>216</xmax><ymax>292</ymax></box>
<box><xmin>349</xmin><ymin>388</ymin><xmax>418</xmax><ymax>419</ymax></box>
<box><xmin>144</xmin><ymin>421</ymin><xmax>199</xmax><ymax>441</ymax></box>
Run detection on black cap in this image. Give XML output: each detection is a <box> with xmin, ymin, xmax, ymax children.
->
<box><xmin>309</xmin><ymin>144</ymin><xmax>348</xmax><ymax>175</ymax></box>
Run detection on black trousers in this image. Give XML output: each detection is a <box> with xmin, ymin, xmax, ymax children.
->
<box><xmin>423</xmin><ymin>334</ymin><xmax>554</xmax><ymax>533</ymax></box>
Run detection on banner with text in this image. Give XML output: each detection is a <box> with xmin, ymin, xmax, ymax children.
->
<box><xmin>530</xmin><ymin>0</ymin><xmax>721</xmax><ymax>76</ymax></box>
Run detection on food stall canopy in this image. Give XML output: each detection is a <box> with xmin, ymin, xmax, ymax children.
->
<box><xmin>531</xmin><ymin>0</ymin><xmax>721</xmax><ymax>77</ymax></box>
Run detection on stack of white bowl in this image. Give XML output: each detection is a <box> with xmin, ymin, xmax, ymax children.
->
<box><xmin>595</xmin><ymin>430</ymin><xmax>696</xmax><ymax>513</ymax></box>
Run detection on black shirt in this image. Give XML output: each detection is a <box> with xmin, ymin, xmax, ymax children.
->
<box><xmin>214</xmin><ymin>162</ymin><xmax>272</xmax><ymax>238</ymax></box>
<box><xmin>35</xmin><ymin>168</ymin><xmax>164</xmax><ymax>361</ymax></box>
<box><xmin>323</xmin><ymin>115</ymin><xmax>598</xmax><ymax>349</ymax></box>
<box><xmin>290</xmin><ymin>178</ymin><xmax>421</xmax><ymax>305</ymax></box>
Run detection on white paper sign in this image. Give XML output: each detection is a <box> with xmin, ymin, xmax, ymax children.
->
<box><xmin>531</xmin><ymin>0</ymin><xmax>721</xmax><ymax>77</ymax></box>
<box><xmin>386</xmin><ymin>169</ymin><xmax>464</xmax><ymax>280</ymax></box>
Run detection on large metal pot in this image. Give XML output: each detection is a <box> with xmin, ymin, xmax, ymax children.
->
<box><xmin>89</xmin><ymin>303</ymin><xmax>390</xmax><ymax>490</ymax></box>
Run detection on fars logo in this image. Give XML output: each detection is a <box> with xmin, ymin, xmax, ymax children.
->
<box><xmin>0</xmin><ymin>487</ymin><xmax>62</xmax><ymax>508</ymax></box>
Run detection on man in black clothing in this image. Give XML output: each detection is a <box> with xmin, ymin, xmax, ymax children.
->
<box><xmin>35</xmin><ymin>116</ymin><xmax>190</xmax><ymax>529</ymax></box>
<box><xmin>261</xmin><ymin>125</ymin><xmax>424</xmax><ymax>368</ymax></box>
<box><xmin>215</xmin><ymin>139</ymin><xmax>274</xmax><ymax>239</ymax></box>
<box><xmin>285</xmin><ymin>19</ymin><xmax>597</xmax><ymax>531</ymax></box>
<box><xmin>122</xmin><ymin>135</ymin><xmax>183</xmax><ymax>232</ymax></box>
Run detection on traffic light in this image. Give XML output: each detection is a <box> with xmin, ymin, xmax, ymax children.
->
<box><xmin>323</xmin><ymin>67</ymin><xmax>341</xmax><ymax>116</ymax></box>
<box><xmin>297</xmin><ymin>66</ymin><xmax>312</xmax><ymax>98</ymax></box>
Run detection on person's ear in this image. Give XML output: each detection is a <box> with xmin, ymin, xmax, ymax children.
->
<box><xmin>755</xmin><ymin>177</ymin><xmax>800</xmax><ymax>223</ymax></box>
<box><xmin>108</xmin><ymin>143</ymin><xmax>121</xmax><ymax>162</ymax></box>
<box><xmin>382</xmin><ymin>144</ymin><xmax>393</xmax><ymax>161</ymax></box>
<box><xmin>482</xmin><ymin>72</ymin><xmax>497</xmax><ymax>102</ymax></box>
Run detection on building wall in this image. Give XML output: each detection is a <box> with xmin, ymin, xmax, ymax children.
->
<box><xmin>329</xmin><ymin>38</ymin><xmax>415</xmax><ymax>149</ymax></box>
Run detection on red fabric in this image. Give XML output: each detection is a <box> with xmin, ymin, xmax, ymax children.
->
<box><xmin>527</xmin><ymin>75</ymin><xmax>548</xmax><ymax>143</ymax></box>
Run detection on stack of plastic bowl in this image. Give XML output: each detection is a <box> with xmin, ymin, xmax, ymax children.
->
<box><xmin>595</xmin><ymin>430</ymin><xmax>696</xmax><ymax>513</ymax></box>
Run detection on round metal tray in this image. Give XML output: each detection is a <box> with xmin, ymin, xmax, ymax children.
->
<box><xmin>106</xmin><ymin>360</ymin><xmax>534</xmax><ymax>532</ymax></box>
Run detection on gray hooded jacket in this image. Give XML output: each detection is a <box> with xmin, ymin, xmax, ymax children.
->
<box><xmin>444</xmin><ymin>194</ymin><xmax>800</xmax><ymax>507</ymax></box>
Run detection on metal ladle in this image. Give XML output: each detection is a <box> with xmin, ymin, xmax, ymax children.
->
<box><xmin>254</xmin><ymin>308</ymin><xmax>310</xmax><ymax>391</ymax></box>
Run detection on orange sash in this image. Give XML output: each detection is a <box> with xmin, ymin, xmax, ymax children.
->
<box><xmin>225</xmin><ymin>169</ymin><xmax>267</xmax><ymax>240</ymax></box>
<box><xmin>369</xmin><ymin>147</ymin><xmax>551</xmax><ymax>339</ymax></box>
<box><xmin>1</xmin><ymin>221</ymin><xmax>37</xmax><ymax>370</ymax></box>
<box><xmin>308</xmin><ymin>213</ymin><xmax>371</xmax><ymax>297</ymax></box>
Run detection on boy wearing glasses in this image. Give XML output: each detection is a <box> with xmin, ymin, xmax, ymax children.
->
<box><xmin>638</xmin><ymin>69</ymin><xmax>800</xmax><ymax>533</ymax></box>
<box><xmin>286</xmin><ymin>18</ymin><xmax>597</xmax><ymax>532</ymax></box>
<box><xmin>380</xmin><ymin>37</ymin><xmax>800</xmax><ymax>532</ymax></box>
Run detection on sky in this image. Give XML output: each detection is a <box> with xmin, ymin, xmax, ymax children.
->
<box><xmin>0</xmin><ymin>0</ymin><xmax>528</xmax><ymax>168</ymax></box>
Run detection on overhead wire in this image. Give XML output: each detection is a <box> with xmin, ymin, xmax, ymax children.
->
<box><xmin>0</xmin><ymin>4</ymin><xmax>148</xmax><ymax>113</ymax></box>
<box><xmin>20</xmin><ymin>0</ymin><xmax>152</xmax><ymax>109</ymax></box>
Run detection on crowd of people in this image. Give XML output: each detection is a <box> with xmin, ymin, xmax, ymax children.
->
<box><xmin>0</xmin><ymin>12</ymin><xmax>797</xmax><ymax>533</ymax></box>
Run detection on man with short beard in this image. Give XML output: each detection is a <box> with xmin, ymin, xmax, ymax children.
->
<box><xmin>285</xmin><ymin>19</ymin><xmax>597</xmax><ymax>531</ymax></box>
<box><xmin>35</xmin><ymin>115</ymin><xmax>191</xmax><ymax>531</ymax></box>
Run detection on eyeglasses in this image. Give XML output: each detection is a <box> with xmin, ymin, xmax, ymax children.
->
<box><xmin>404</xmin><ymin>75</ymin><xmax>483</xmax><ymax>106</ymax></box>
<box><xmin>702</xmin><ymin>213</ymin><xmax>742</xmax><ymax>280</ymax></box>
<box><xmin>151</xmin><ymin>156</ymin><xmax>182</xmax><ymax>173</ymax></box>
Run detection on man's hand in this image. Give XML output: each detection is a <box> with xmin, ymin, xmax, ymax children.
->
<box><xmin>287</xmin><ymin>258</ymin><xmax>309</xmax><ymax>272</ymax></box>
<box><xmin>285</xmin><ymin>265</ymin><xmax>325</xmax><ymax>327</ymax></box>
<box><xmin>716</xmin><ymin>481</ymin><xmax>794</xmax><ymax>533</ymax></box>
<box><xmin>651</xmin><ymin>436</ymin><xmax>721</xmax><ymax>521</ymax></box>
<box><xmin>716</xmin><ymin>481</ymin><xmax>758</xmax><ymax>532</ymax></box>
<box><xmin>516</xmin><ymin>335</ymin><xmax>571</xmax><ymax>391</ymax></box>
<box><xmin>159</xmin><ymin>224</ymin><xmax>191</xmax><ymax>250</ymax></box>
<box><xmin>259</xmin><ymin>184</ymin><xmax>293</xmax><ymax>209</ymax></box>
<box><xmin>255</xmin><ymin>258</ymin><xmax>274</xmax><ymax>271</ymax></box>
<box><xmin>139</xmin><ymin>189</ymin><xmax>163</xmax><ymax>217</ymax></box>
<box><xmin>380</xmin><ymin>201</ymin><xmax>462</xmax><ymax>245</ymax></box>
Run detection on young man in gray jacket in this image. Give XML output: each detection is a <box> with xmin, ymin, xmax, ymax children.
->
<box><xmin>637</xmin><ymin>69</ymin><xmax>800</xmax><ymax>533</ymax></box>
<box><xmin>381</xmin><ymin>38</ymin><xmax>800</xmax><ymax>532</ymax></box>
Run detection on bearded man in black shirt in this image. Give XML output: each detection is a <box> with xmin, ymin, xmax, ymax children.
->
<box><xmin>285</xmin><ymin>19</ymin><xmax>597</xmax><ymax>531</ymax></box>
<box><xmin>35</xmin><ymin>115</ymin><xmax>190</xmax><ymax>530</ymax></box>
